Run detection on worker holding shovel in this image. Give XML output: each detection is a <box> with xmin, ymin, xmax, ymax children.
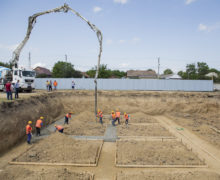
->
<box><xmin>97</xmin><ymin>109</ymin><xmax>103</xmax><ymax>124</ymax></box>
<box><xmin>35</xmin><ymin>116</ymin><xmax>44</xmax><ymax>136</ymax></box>
<box><xmin>64</xmin><ymin>112</ymin><xmax>72</xmax><ymax>124</ymax></box>
<box><xmin>111</xmin><ymin>111</ymin><xmax>116</xmax><ymax>126</ymax></box>
<box><xmin>124</xmin><ymin>112</ymin><xmax>130</xmax><ymax>126</ymax></box>
<box><xmin>54</xmin><ymin>124</ymin><xmax>64</xmax><ymax>133</ymax></box>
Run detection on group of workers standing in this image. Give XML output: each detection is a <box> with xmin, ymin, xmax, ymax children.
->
<box><xmin>96</xmin><ymin>109</ymin><xmax>130</xmax><ymax>126</ymax></box>
<box><xmin>46</xmin><ymin>80</ymin><xmax>75</xmax><ymax>91</ymax></box>
<box><xmin>5</xmin><ymin>80</ymin><xmax>20</xmax><ymax>100</ymax></box>
<box><xmin>25</xmin><ymin>112</ymin><xmax>72</xmax><ymax>144</ymax></box>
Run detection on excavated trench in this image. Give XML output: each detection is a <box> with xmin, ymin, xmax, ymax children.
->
<box><xmin>0</xmin><ymin>90</ymin><xmax>220</xmax><ymax>155</ymax></box>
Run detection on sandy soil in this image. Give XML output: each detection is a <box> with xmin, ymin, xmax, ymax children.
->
<box><xmin>116</xmin><ymin>170</ymin><xmax>220</xmax><ymax>180</ymax></box>
<box><xmin>64</xmin><ymin>111</ymin><xmax>106</xmax><ymax>136</ymax></box>
<box><xmin>14</xmin><ymin>133</ymin><xmax>102</xmax><ymax>164</ymax></box>
<box><xmin>117</xmin><ymin>124</ymin><xmax>173</xmax><ymax>137</ymax></box>
<box><xmin>0</xmin><ymin>166</ymin><xmax>93</xmax><ymax>180</ymax></box>
<box><xmin>116</xmin><ymin>140</ymin><xmax>204</xmax><ymax>165</ymax></box>
<box><xmin>129</xmin><ymin>112</ymin><xmax>157</xmax><ymax>123</ymax></box>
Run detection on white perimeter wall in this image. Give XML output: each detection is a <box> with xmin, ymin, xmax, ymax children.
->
<box><xmin>35</xmin><ymin>78</ymin><xmax>213</xmax><ymax>92</ymax></box>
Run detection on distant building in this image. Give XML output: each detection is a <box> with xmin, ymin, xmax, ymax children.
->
<box><xmin>127</xmin><ymin>70</ymin><xmax>157</xmax><ymax>79</ymax></box>
<box><xmin>160</xmin><ymin>74</ymin><xmax>182</xmax><ymax>80</ymax></box>
<box><xmin>34</xmin><ymin>66</ymin><xmax>52</xmax><ymax>77</ymax></box>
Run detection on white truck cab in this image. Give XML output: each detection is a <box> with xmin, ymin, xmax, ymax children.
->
<box><xmin>12</xmin><ymin>67</ymin><xmax>36</xmax><ymax>91</ymax></box>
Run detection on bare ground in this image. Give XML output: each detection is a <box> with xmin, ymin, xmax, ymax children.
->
<box><xmin>14</xmin><ymin>133</ymin><xmax>102</xmax><ymax>164</ymax></box>
<box><xmin>116</xmin><ymin>140</ymin><xmax>204</xmax><ymax>165</ymax></box>
<box><xmin>117</xmin><ymin>124</ymin><xmax>173</xmax><ymax>137</ymax></box>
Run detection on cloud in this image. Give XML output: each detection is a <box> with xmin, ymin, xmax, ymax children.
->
<box><xmin>32</xmin><ymin>63</ymin><xmax>46</xmax><ymax>69</ymax></box>
<box><xmin>132</xmin><ymin>37</ymin><xmax>141</xmax><ymax>43</ymax></box>
<box><xmin>198</xmin><ymin>22</ymin><xmax>220</xmax><ymax>32</ymax></box>
<box><xmin>119</xmin><ymin>39</ymin><xmax>126</xmax><ymax>44</ymax></box>
<box><xmin>119</xmin><ymin>63</ymin><xmax>130</xmax><ymax>68</ymax></box>
<box><xmin>0</xmin><ymin>43</ymin><xmax>19</xmax><ymax>51</ymax></box>
<box><xmin>93</xmin><ymin>6</ymin><xmax>102</xmax><ymax>13</ymax></box>
<box><xmin>106</xmin><ymin>39</ymin><xmax>113</xmax><ymax>45</ymax></box>
<box><xmin>185</xmin><ymin>0</ymin><xmax>197</xmax><ymax>5</ymax></box>
<box><xmin>114</xmin><ymin>0</ymin><xmax>128</xmax><ymax>5</ymax></box>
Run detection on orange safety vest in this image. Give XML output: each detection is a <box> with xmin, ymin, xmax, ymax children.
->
<box><xmin>26</xmin><ymin>124</ymin><xmax>32</xmax><ymax>134</ymax></box>
<box><xmin>56</xmin><ymin>125</ymin><xmax>63</xmax><ymax>131</ymax></box>
<box><xmin>66</xmin><ymin>113</ymin><xmax>71</xmax><ymax>118</ymax></box>
<box><xmin>124</xmin><ymin>114</ymin><xmax>129</xmax><ymax>120</ymax></box>
<box><xmin>36</xmin><ymin>119</ymin><xmax>43</xmax><ymax>128</ymax></box>
<box><xmin>99</xmin><ymin>111</ymin><xmax>103</xmax><ymax>118</ymax></box>
<box><xmin>112</xmin><ymin>113</ymin><xmax>116</xmax><ymax>119</ymax></box>
<box><xmin>53</xmin><ymin>81</ymin><xmax>57</xmax><ymax>86</ymax></box>
<box><xmin>116</xmin><ymin>111</ymin><xmax>120</xmax><ymax>118</ymax></box>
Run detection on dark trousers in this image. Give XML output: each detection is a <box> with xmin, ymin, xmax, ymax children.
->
<box><xmin>125</xmin><ymin>119</ymin><xmax>128</xmax><ymax>125</ymax></box>
<box><xmin>49</xmin><ymin>85</ymin><xmax>52</xmax><ymax>91</ymax></box>
<box><xmin>6</xmin><ymin>91</ymin><xmax>12</xmax><ymax>100</ymax></box>
<box><xmin>64</xmin><ymin>116</ymin><xmax>69</xmax><ymax>124</ymax></box>
<box><xmin>27</xmin><ymin>133</ymin><xmax>32</xmax><ymax>144</ymax></box>
<box><xmin>15</xmin><ymin>88</ymin><xmax>19</xmax><ymax>98</ymax></box>
<box><xmin>59</xmin><ymin>129</ymin><xmax>64</xmax><ymax>133</ymax></box>
<box><xmin>36</xmin><ymin>127</ymin><xmax>41</xmax><ymax>136</ymax></box>
<box><xmin>112</xmin><ymin>119</ymin><xmax>116</xmax><ymax>126</ymax></box>
<box><xmin>116</xmin><ymin>117</ymin><xmax>120</xmax><ymax>124</ymax></box>
<box><xmin>99</xmin><ymin>117</ymin><xmax>103</xmax><ymax>124</ymax></box>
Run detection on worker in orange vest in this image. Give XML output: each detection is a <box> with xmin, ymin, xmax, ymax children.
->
<box><xmin>97</xmin><ymin>109</ymin><xmax>103</xmax><ymax>124</ymax></box>
<box><xmin>64</xmin><ymin>112</ymin><xmax>72</xmax><ymax>124</ymax></box>
<box><xmin>53</xmin><ymin>80</ymin><xmax>58</xmax><ymax>90</ymax></box>
<box><xmin>54</xmin><ymin>124</ymin><xmax>64</xmax><ymax>133</ymax></box>
<box><xmin>124</xmin><ymin>112</ymin><xmax>130</xmax><ymax>126</ymax></box>
<box><xmin>115</xmin><ymin>109</ymin><xmax>121</xmax><ymax>124</ymax></box>
<box><xmin>111</xmin><ymin>111</ymin><xmax>116</xmax><ymax>126</ymax></box>
<box><xmin>35</xmin><ymin>116</ymin><xmax>44</xmax><ymax>136</ymax></box>
<box><xmin>26</xmin><ymin>121</ymin><xmax>32</xmax><ymax>144</ymax></box>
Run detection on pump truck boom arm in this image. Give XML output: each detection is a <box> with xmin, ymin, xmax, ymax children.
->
<box><xmin>10</xmin><ymin>3</ymin><xmax>102</xmax><ymax>116</ymax></box>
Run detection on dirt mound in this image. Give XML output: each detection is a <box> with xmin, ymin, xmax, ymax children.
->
<box><xmin>116</xmin><ymin>140</ymin><xmax>204</xmax><ymax>165</ymax></box>
<box><xmin>0</xmin><ymin>166</ymin><xmax>92</xmax><ymax>180</ymax></box>
<box><xmin>117</xmin><ymin>170</ymin><xmax>220</xmax><ymax>180</ymax></box>
<box><xmin>14</xmin><ymin>133</ymin><xmax>102</xmax><ymax>164</ymax></box>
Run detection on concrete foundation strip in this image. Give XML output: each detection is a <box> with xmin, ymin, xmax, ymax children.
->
<box><xmin>118</xmin><ymin>136</ymin><xmax>176</xmax><ymax>140</ymax></box>
<box><xmin>95</xmin><ymin>140</ymin><xmax>104</xmax><ymax>166</ymax></box>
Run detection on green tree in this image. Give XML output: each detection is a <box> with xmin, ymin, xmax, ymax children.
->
<box><xmin>111</xmin><ymin>70</ymin><xmax>126</xmax><ymax>78</ymax></box>
<box><xmin>163</xmin><ymin>69</ymin><xmax>173</xmax><ymax>75</ymax></box>
<box><xmin>186</xmin><ymin>63</ymin><xmax>197</xmax><ymax>79</ymax></box>
<box><xmin>197</xmin><ymin>62</ymin><xmax>209</xmax><ymax>79</ymax></box>
<box><xmin>0</xmin><ymin>61</ymin><xmax>12</xmax><ymax>68</ymax></box>
<box><xmin>52</xmin><ymin>61</ymin><xmax>82</xmax><ymax>78</ymax></box>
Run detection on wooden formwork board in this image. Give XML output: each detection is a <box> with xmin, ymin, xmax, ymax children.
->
<box><xmin>115</xmin><ymin>164</ymin><xmax>208</xmax><ymax>168</ymax></box>
<box><xmin>118</xmin><ymin>136</ymin><xmax>176</xmax><ymax>140</ymax></box>
<box><xmin>9</xmin><ymin>140</ymin><xmax>104</xmax><ymax>167</ymax></box>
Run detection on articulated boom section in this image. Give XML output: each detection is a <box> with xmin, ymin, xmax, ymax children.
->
<box><xmin>10</xmin><ymin>3</ymin><xmax>102</xmax><ymax>114</ymax></box>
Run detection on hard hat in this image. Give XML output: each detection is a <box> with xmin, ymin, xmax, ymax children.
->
<box><xmin>112</xmin><ymin>110</ymin><xmax>114</xmax><ymax>113</ymax></box>
<box><xmin>40</xmin><ymin>116</ymin><xmax>44</xmax><ymax>120</ymax></box>
<box><xmin>54</xmin><ymin>124</ymin><xmax>57</xmax><ymax>127</ymax></box>
<box><xmin>124</xmin><ymin>112</ymin><xmax>127</xmax><ymax>115</ymax></box>
<box><xmin>98</xmin><ymin>109</ymin><xmax>101</xmax><ymax>112</ymax></box>
<box><xmin>28</xmin><ymin>121</ymin><xmax>32</xmax><ymax>124</ymax></box>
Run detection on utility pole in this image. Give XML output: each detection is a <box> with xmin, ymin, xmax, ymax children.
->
<box><xmin>65</xmin><ymin>54</ymin><xmax>67</xmax><ymax>62</ymax></box>
<box><xmin>157</xmin><ymin>57</ymin><xmax>160</xmax><ymax>79</ymax></box>
<box><xmin>28</xmin><ymin>52</ymin><xmax>31</xmax><ymax>68</ymax></box>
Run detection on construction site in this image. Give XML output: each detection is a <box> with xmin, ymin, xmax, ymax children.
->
<box><xmin>0</xmin><ymin>90</ymin><xmax>220</xmax><ymax>179</ymax></box>
<box><xmin>0</xmin><ymin>1</ymin><xmax>220</xmax><ymax>179</ymax></box>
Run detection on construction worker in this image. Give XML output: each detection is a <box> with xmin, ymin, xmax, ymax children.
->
<box><xmin>111</xmin><ymin>111</ymin><xmax>116</xmax><ymax>126</ymax></box>
<box><xmin>26</xmin><ymin>121</ymin><xmax>32</xmax><ymax>144</ymax></box>
<box><xmin>64</xmin><ymin>112</ymin><xmax>72</xmax><ymax>124</ymax></box>
<box><xmin>54</xmin><ymin>124</ymin><xmax>64</xmax><ymax>133</ymax></box>
<box><xmin>115</xmin><ymin>109</ymin><xmax>121</xmax><ymax>125</ymax></box>
<box><xmin>53</xmin><ymin>80</ymin><xmax>58</xmax><ymax>90</ymax></box>
<box><xmin>124</xmin><ymin>112</ymin><xmax>130</xmax><ymax>126</ymax></box>
<box><xmin>97</xmin><ymin>109</ymin><xmax>103</xmax><ymax>124</ymax></box>
<box><xmin>35</xmin><ymin>116</ymin><xmax>44</xmax><ymax>136</ymax></box>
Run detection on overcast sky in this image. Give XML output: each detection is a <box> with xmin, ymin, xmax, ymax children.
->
<box><xmin>0</xmin><ymin>0</ymin><xmax>219</xmax><ymax>73</ymax></box>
